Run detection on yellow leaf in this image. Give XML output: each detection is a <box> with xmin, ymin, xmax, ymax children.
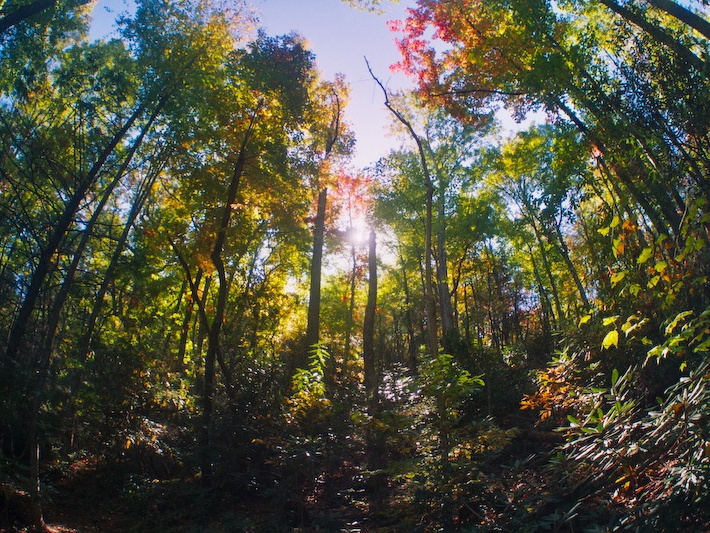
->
<box><xmin>602</xmin><ymin>330</ymin><xmax>619</xmax><ymax>349</ymax></box>
<box><xmin>578</xmin><ymin>314</ymin><xmax>592</xmax><ymax>326</ymax></box>
<box><xmin>611</xmin><ymin>271</ymin><xmax>626</xmax><ymax>286</ymax></box>
<box><xmin>637</xmin><ymin>247</ymin><xmax>653</xmax><ymax>265</ymax></box>
<box><xmin>603</xmin><ymin>316</ymin><xmax>620</xmax><ymax>326</ymax></box>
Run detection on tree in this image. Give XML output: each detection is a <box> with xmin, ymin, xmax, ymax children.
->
<box><xmin>362</xmin><ymin>230</ymin><xmax>378</xmax><ymax>408</ymax></box>
<box><xmin>304</xmin><ymin>82</ymin><xmax>350</xmax><ymax>359</ymax></box>
<box><xmin>368</xmin><ymin>61</ymin><xmax>439</xmax><ymax>361</ymax></box>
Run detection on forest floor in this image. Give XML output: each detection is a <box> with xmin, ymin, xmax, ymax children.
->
<box><xmin>2</xmin><ymin>413</ymin><xmax>569</xmax><ymax>533</ymax></box>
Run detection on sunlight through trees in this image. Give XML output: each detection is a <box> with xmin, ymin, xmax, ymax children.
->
<box><xmin>1</xmin><ymin>0</ymin><xmax>709</xmax><ymax>530</ymax></box>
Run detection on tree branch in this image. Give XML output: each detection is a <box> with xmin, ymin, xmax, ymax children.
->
<box><xmin>430</xmin><ymin>88</ymin><xmax>525</xmax><ymax>98</ymax></box>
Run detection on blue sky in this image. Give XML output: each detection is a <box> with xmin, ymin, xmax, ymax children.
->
<box><xmin>256</xmin><ymin>0</ymin><xmax>415</xmax><ymax>168</ymax></box>
<box><xmin>90</xmin><ymin>0</ymin><xmax>417</xmax><ymax>168</ymax></box>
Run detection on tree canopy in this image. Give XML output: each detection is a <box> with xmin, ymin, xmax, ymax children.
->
<box><xmin>1</xmin><ymin>0</ymin><xmax>709</xmax><ymax>531</ymax></box>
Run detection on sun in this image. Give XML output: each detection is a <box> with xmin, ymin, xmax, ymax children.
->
<box><xmin>346</xmin><ymin>213</ymin><xmax>369</xmax><ymax>246</ymax></box>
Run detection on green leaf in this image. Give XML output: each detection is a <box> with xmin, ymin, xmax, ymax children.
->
<box><xmin>567</xmin><ymin>415</ymin><xmax>581</xmax><ymax>427</ymax></box>
<box><xmin>693</xmin><ymin>338</ymin><xmax>710</xmax><ymax>353</ymax></box>
<box><xmin>637</xmin><ymin>247</ymin><xmax>653</xmax><ymax>265</ymax></box>
<box><xmin>602</xmin><ymin>330</ymin><xmax>619</xmax><ymax>349</ymax></box>
<box><xmin>654</xmin><ymin>261</ymin><xmax>668</xmax><ymax>273</ymax></box>
<box><xmin>611</xmin><ymin>368</ymin><xmax>619</xmax><ymax>387</ymax></box>
<box><xmin>629</xmin><ymin>283</ymin><xmax>642</xmax><ymax>296</ymax></box>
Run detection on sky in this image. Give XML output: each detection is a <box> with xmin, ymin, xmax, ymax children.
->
<box><xmin>255</xmin><ymin>0</ymin><xmax>416</xmax><ymax>168</ymax></box>
<box><xmin>90</xmin><ymin>0</ymin><xmax>418</xmax><ymax>168</ymax></box>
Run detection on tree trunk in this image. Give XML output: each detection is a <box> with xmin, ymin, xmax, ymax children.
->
<box><xmin>343</xmin><ymin>243</ymin><xmax>357</xmax><ymax>363</ymax></box>
<box><xmin>38</xmin><ymin>100</ymin><xmax>163</xmax><ymax>385</ymax></box>
<box><xmin>553</xmin><ymin>97</ymin><xmax>674</xmax><ymax>239</ymax></box>
<box><xmin>305</xmin><ymin>187</ymin><xmax>327</xmax><ymax>355</ymax></box>
<box><xmin>398</xmin><ymin>248</ymin><xmax>418</xmax><ymax>373</ymax></box>
<box><xmin>0</xmin><ymin>0</ymin><xmax>57</xmax><ymax>34</ymax></box>
<box><xmin>363</xmin><ymin>230</ymin><xmax>378</xmax><ymax>409</ymax></box>
<box><xmin>74</xmin><ymin>169</ymin><xmax>158</xmax><ymax>369</ymax></box>
<box><xmin>177</xmin><ymin>269</ymin><xmax>202</xmax><ymax>369</ymax></box>
<box><xmin>647</xmin><ymin>0</ymin><xmax>710</xmax><ymax>41</ymax></box>
<box><xmin>367</xmin><ymin>60</ymin><xmax>439</xmax><ymax>359</ymax></box>
<box><xmin>599</xmin><ymin>0</ymin><xmax>707</xmax><ymax>73</ymax></box>
<box><xmin>436</xmin><ymin>192</ymin><xmax>457</xmax><ymax>354</ymax></box>
<box><xmin>427</xmin><ymin>146</ymin><xmax>458</xmax><ymax>354</ymax></box>
<box><xmin>201</xmin><ymin>110</ymin><xmax>256</xmax><ymax>485</ymax></box>
<box><xmin>9</xmin><ymin>101</ymin><xmax>158</xmax><ymax>531</ymax></box>
<box><xmin>551</xmin><ymin>220</ymin><xmax>590</xmax><ymax>309</ymax></box>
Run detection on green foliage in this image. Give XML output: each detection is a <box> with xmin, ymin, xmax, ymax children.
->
<box><xmin>420</xmin><ymin>352</ymin><xmax>484</xmax><ymax>407</ymax></box>
<box><xmin>3</xmin><ymin>0</ymin><xmax>710</xmax><ymax>530</ymax></box>
<box><xmin>286</xmin><ymin>343</ymin><xmax>332</xmax><ymax>429</ymax></box>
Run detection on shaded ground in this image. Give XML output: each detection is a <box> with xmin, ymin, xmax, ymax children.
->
<box><xmin>3</xmin><ymin>414</ymin><xmax>569</xmax><ymax>532</ymax></box>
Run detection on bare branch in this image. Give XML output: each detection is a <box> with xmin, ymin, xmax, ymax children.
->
<box><xmin>430</xmin><ymin>88</ymin><xmax>525</xmax><ymax>98</ymax></box>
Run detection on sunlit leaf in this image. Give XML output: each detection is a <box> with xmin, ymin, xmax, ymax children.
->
<box><xmin>665</xmin><ymin>311</ymin><xmax>694</xmax><ymax>335</ymax></box>
<box><xmin>602</xmin><ymin>330</ymin><xmax>619</xmax><ymax>349</ymax></box>
<box><xmin>637</xmin><ymin>247</ymin><xmax>653</xmax><ymax>265</ymax></box>
<box><xmin>610</xmin><ymin>271</ymin><xmax>626</xmax><ymax>286</ymax></box>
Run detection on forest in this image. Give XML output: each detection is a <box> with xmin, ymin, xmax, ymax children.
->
<box><xmin>1</xmin><ymin>0</ymin><xmax>709</xmax><ymax>530</ymax></box>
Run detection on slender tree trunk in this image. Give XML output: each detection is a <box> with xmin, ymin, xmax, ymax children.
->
<box><xmin>194</xmin><ymin>276</ymin><xmax>211</xmax><ymax>359</ymax></box>
<box><xmin>305</xmin><ymin>187</ymin><xmax>327</xmax><ymax>355</ymax></box>
<box><xmin>363</xmin><ymin>230</ymin><xmax>378</xmax><ymax>409</ymax></box>
<box><xmin>428</xmin><ymin>148</ymin><xmax>458</xmax><ymax>354</ymax></box>
<box><xmin>177</xmin><ymin>269</ymin><xmax>202</xmax><ymax>369</ymax></box>
<box><xmin>436</xmin><ymin>204</ymin><xmax>457</xmax><ymax>354</ymax></box>
<box><xmin>553</xmin><ymin>98</ymin><xmax>674</xmax><ymax>239</ymax></box>
<box><xmin>599</xmin><ymin>0</ymin><xmax>707</xmax><ymax>73</ymax></box>
<box><xmin>201</xmin><ymin>110</ymin><xmax>256</xmax><ymax>485</ymax></box>
<box><xmin>343</xmin><ymin>243</ymin><xmax>357</xmax><ymax>363</ymax></box>
<box><xmin>647</xmin><ymin>0</ymin><xmax>710</xmax><ymax>40</ymax></box>
<box><xmin>462</xmin><ymin>282</ymin><xmax>473</xmax><ymax>350</ymax></box>
<box><xmin>527</xmin><ymin>243</ymin><xmax>555</xmax><ymax>335</ymax></box>
<box><xmin>37</xmin><ymin>102</ymin><xmax>164</xmax><ymax>382</ymax></box>
<box><xmin>74</xmin><ymin>170</ymin><xmax>158</xmax><ymax>368</ymax></box>
<box><xmin>367</xmin><ymin>59</ymin><xmax>439</xmax><ymax>359</ymax></box>
<box><xmin>18</xmin><ymin>101</ymin><xmax>160</xmax><ymax>532</ymax></box>
<box><xmin>0</xmin><ymin>0</ymin><xmax>56</xmax><ymax>34</ymax></box>
<box><xmin>398</xmin><ymin>249</ymin><xmax>418</xmax><ymax>373</ymax></box>
<box><xmin>551</xmin><ymin>221</ymin><xmax>590</xmax><ymax>309</ymax></box>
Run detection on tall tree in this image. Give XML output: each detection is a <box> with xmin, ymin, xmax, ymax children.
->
<box><xmin>362</xmin><ymin>229</ymin><xmax>378</xmax><ymax>408</ymax></box>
